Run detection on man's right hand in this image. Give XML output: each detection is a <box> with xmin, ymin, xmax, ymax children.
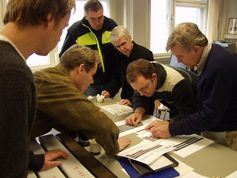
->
<box><xmin>118</xmin><ymin>99</ymin><xmax>132</xmax><ymax>106</ymax></box>
<box><xmin>125</xmin><ymin>112</ymin><xmax>142</xmax><ymax>126</ymax></box>
<box><xmin>41</xmin><ymin>149</ymin><xmax>69</xmax><ymax>170</ymax></box>
<box><xmin>118</xmin><ymin>137</ymin><xmax>131</xmax><ymax>151</ymax></box>
<box><xmin>101</xmin><ymin>90</ymin><xmax>110</xmax><ymax>97</ymax></box>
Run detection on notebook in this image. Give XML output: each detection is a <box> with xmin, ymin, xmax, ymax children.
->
<box><xmin>129</xmin><ymin>153</ymin><xmax>179</xmax><ymax>176</ymax></box>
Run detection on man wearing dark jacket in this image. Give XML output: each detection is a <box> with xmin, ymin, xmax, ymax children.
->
<box><xmin>145</xmin><ymin>23</ymin><xmax>237</xmax><ymax>151</ymax></box>
<box><xmin>126</xmin><ymin>59</ymin><xmax>197</xmax><ymax>125</ymax></box>
<box><xmin>60</xmin><ymin>0</ymin><xmax>117</xmax><ymax>96</ymax></box>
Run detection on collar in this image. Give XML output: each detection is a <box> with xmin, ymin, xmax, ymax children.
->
<box><xmin>150</xmin><ymin>62</ymin><xmax>166</xmax><ymax>90</ymax></box>
<box><xmin>0</xmin><ymin>34</ymin><xmax>26</xmax><ymax>61</ymax></box>
<box><xmin>196</xmin><ymin>44</ymin><xmax>211</xmax><ymax>75</ymax></box>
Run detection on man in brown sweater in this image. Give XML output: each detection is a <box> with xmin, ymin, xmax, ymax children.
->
<box><xmin>32</xmin><ymin>44</ymin><xmax>130</xmax><ymax>156</ymax></box>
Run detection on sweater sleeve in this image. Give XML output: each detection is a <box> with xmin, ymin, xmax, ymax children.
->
<box><xmin>28</xmin><ymin>151</ymin><xmax>44</xmax><ymax>171</ymax></box>
<box><xmin>34</xmin><ymin>72</ymin><xmax>120</xmax><ymax>156</ymax></box>
<box><xmin>103</xmin><ymin>50</ymin><xmax>122</xmax><ymax>97</ymax></box>
<box><xmin>0</xmin><ymin>69</ymin><xmax>35</xmax><ymax>177</ymax></box>
<box><xmin>169</xmin><ymin>67</ymin><xmax>232</xmax><ymax>136</ymax></box>
<box><xmin>170</xmin><ymin>80</ymin><xmax>198</xmax><ymax>121</ymax></box>
<box><xmin>39</xmin><ymin>97</ymin><xmax>119</xmax><ymax>156</ymax></box>
<box><xmin>133</xmin><ymin>92</ymin><xmax>155</xmax><ymax>115</ymax></box>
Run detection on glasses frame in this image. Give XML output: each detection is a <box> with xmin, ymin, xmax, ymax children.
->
<box><xmin>115</xmin><ymin>40</ymin><xmax>128</xmax><ymax>49</ymax></box>
<box><xmin>136</xmin><ymin>79</ymin><xmax>151</xmax><ymax>93</ymax></box>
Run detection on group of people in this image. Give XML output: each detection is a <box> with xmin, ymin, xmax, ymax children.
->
<box><xmin>1</xmin><ymin>0</ymin><xmax>237</xmax><ymax>177</ymax></box>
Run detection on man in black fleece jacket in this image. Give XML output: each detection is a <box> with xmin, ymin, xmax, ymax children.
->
<box><xmin>125</xmin><ymin>59</ymin><xmax>197</xmax><ymax>125</ymax></box>
<box><xmin>60</xmin><ymin>0</ymin><xmax>118</xmax><ymax>97</ymax></box>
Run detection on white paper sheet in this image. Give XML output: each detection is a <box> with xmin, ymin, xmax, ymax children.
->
<box><xmin>99</xmin><ymin>103</ymin><xmax>133</xmax><ymax>116</ymax></box>
<box><xmin>134</xmin><ymin>132</ymin><xmax>214</xmax><ymax>158</ymax></box>
<box><xmin>118</xmin><ymin>140</ymin><xmax>175</xmax><ymax>165</ymax></box>
<box><xmin>180</xmin><ymin>171</ymin><xmax>208</xmax><ymax>178</ymax></box>
<box><xmin>116</xmin><ymin>116</ymin><xmax>157</xmax><ymax>137</ymax></box>
<box><xmin>116</xmin><ymin>116</ymin><xmax>213</xmax><ymax>158</ymax></box>
<box><xmin>156</xmin><ymin>135</ymin><xmax>214</xmax><ymax>157</ymax></box>
<box><xmin>174</xmin><ymin>160</ymin><xmax>194</xmax><ymax>177</ymax></box>
<box><xmin>227</xmin><ymin>170</ymin><xmax>237</xmax><ymax>178</ymax></box>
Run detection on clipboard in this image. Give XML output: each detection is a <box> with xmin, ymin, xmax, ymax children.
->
<box><xmin>129</xmin><ymin>153</ymin><xmax>179</xmax><ymax>176</ymax></box>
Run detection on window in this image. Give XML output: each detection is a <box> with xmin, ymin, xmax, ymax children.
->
<box><xmin>150</xmin><ymin>0</ymin><xmax>171</xmax><ymax>55</ymax></box>
<box><xmin>150</xmin><ymin>0</ymin><xmax>208</xmax><ymax>55</ymax></box>
<box><xmin>175</xmin><ymin>1</ymin><xmax>207</xmax><ymax>31</ymax></box>
<box><xmin>28</xmin><ymin>0</ymin><xmax>109</xmax><ymax>70</ymax></box>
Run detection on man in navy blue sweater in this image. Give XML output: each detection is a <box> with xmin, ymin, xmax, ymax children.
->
<box><xmin>145</xmin><ymin>22</ymin><xmax>237</xmax><ymax>151</ymax></box>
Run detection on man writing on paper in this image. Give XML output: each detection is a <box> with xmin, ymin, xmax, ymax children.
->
<box><xmin>146</xmin><ymin>23</ymin><xmax>237</xmax><ymax>151</ymax></box>
<box><xmin>125</xmin><ymin>59</ymin><xmax>197</xmax><ymax>125</ymax></box>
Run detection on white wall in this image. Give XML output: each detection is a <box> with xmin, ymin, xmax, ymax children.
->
<box><xmin>0</xmin><ymin>0</ymin><xmax>7</xmax><ymax>31</ymax></box>
<box><xmin>219</xmin><ymin>0</ymin><xmax>237</xmax><ymax>40</ymax></box>
<box><xmin>109</xmin><ymin>0</ymin><xmax>150</xmax><ymax>49</ymax></box>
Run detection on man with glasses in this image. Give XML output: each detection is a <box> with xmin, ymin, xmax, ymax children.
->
<box><xmin>60</xmin><ymin>0</ymin><xmax>117</xmax><ymax>97</ymax></box>
<box><xmin>101</xmin><ymin>26</ymin><xmax>154</xmax><ymax>106</ymax></box>
<box><xmin>125</xmin><ymin>59</ymin><xmax>197</xmax><ymax>126</ymax></box>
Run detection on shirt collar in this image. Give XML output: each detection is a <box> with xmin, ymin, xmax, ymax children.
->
<box><xmin>0</xmin><ymin>34</ymin><xmax>26</xmax><ymax>61</ymax></box>
<box><xmin>196</xmin><ymin>44</ymin><xmax>211</xmax><ymax>75</ymax></box>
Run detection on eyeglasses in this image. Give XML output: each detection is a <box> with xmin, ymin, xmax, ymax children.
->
<box><xmin>115</xmin><ymin>40</ymin><xmax>128</xmax><ymax>49</ymax></box>
<box><xmin>136</xmin><ymin>80</ymin><xmax>150</xmax><ymax>93</ymax></box>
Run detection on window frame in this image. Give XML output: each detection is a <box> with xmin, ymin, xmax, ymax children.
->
<box><xmin>150</xmin><ymin>0</ymin><xmax>208</xmax><ymax>59</ymax></box>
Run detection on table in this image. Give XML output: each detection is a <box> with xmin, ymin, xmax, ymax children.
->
<box><xmin>28</xmin><ymin>134</ymin><xmax>117</xmax><ymax>178</ymax></box>
<box><xmin>29</xmin><ymin>97</ymin><xmax>237</xmax><ymax>177</ymax></box>
<box><xmin>93</xmin><ymin>98</ymin><xmax>237</xmax><ymax>177</ymax></box>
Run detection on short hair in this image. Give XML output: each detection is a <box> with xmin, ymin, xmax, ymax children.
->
<box><xmin>110</xmin><ymin>26</ymin><xmax>131</xmax><ymax>45</ymax></box>
<box><xmin>60</xmin><ymin>44</ymin><xmax>99</xmax><ymax>72</ymax></box>
<box><xmin>126</xmin><ymin>59</ymin><xmax>157</xmax><ymax>83</ymax></box>
<box><xmin>166</xmin><ymin>22</ymin><xmax>208</xmax><ymax>52</ymax></box>
<box><xmin>84</xmin><ymin>0</ymin><xmax>103</xmax><ymax>13</ymax></box>
<box><xmin>3</xmin><ymin>0</ymin><xmax>75</xmax><ymax>26</ymax></box>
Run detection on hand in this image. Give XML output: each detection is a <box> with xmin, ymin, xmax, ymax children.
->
<box><xmin>118</xmin><ymin>137</ymin><xmax>131</xmax><ymax>151</ymax></box>
<box><xmin>145</xmin><ymin>120</ymin><xmax>171</xmax><ymax>138</ymax></box>
<box><xmin>101</xmin><ymin>90</ymin><xmax>110</xmax><ymax>98</ymax></box>
<box><xmin>41</xmin><ymin>149</ymin><xmax>68</xmax><ymax>170</ymax></box>
<box><xmin>118</xmin><ymin>99</ymin><xmax>132</xmax><ymax>106</ymax></box>
<box><xmin>125</xmin><ymin>113</ymin><xmax>142</xmax><ymax>126</ymax></box>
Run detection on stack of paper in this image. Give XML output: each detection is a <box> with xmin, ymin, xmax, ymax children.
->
<box><xmin>118</xmin><ymin>140</ymin><xmax>175</xmax><ymax>168</ymax></box>
<box><xmin>100</xmin><ymin>103</ymin><xmax>133</xmax><ymax>116</ymax></box>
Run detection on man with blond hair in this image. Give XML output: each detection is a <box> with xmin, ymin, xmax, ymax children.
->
<box><xmin>0</xmin><ymin>0</ymin><xmax>75</xmax><ymax>177</ymax></box>
<box><xmin>101</xmin><ymin>25</ymin><xmax>154</xmax><ymax>106</ymax></box>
